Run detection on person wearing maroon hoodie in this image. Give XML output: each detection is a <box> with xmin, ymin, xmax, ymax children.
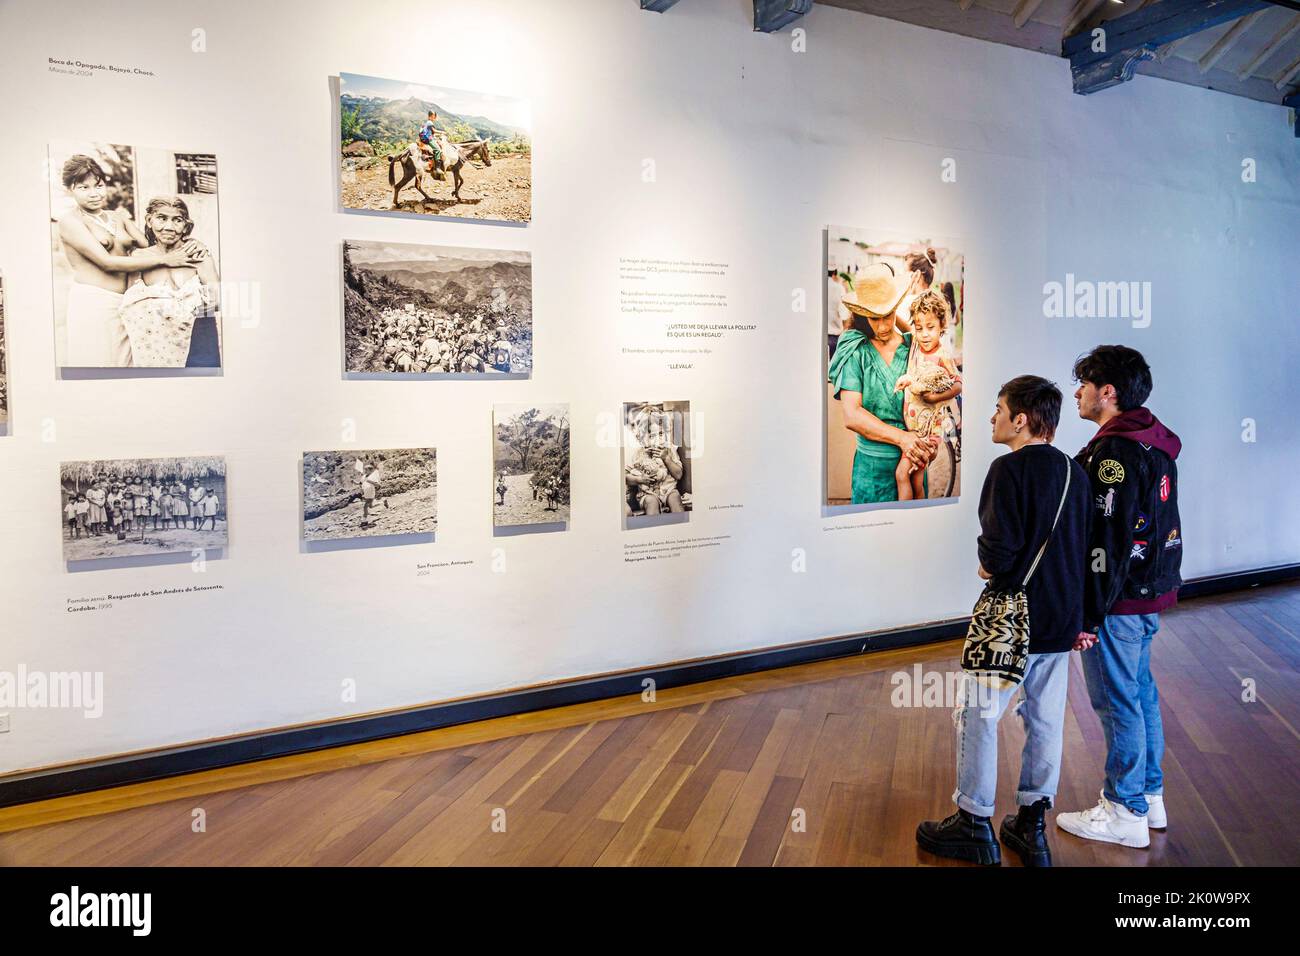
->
<box><xmin>1055</xmin><ymin>345</ymin><xmax>1183</xmax><ymax>850</ymax></box>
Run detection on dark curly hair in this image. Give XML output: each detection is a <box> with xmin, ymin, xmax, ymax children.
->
<box><xmin>61</xmin><ymin>154</ymin><xmax>107</xmax><ymax>190</ymax></box>
<box><xmin>1072</xmin><ymin>345</ymin><xmax>1152</xmax><ymax>411</ymax></box>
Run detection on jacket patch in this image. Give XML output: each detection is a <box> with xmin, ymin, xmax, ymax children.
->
<box><xmin>1098</xmin><ymin>459</ymin><xmax>1126</xmax><ymax>484</ymax></box>
<box><xmin>1096</xmin><ymin>489</ymin><xmax>1116</xmax><ymax>516</ymax></box>
<box><xmin>1160</xmin><ymin>475</ymin><xmax>1170</xmax><ymax>502</ymax></box>
<box><xmin>1131</xmin><ymin>540</ymin><xmax>1148</xmax><ymax>561</ymax></box>
<box><xmin>1133</xmin><ymin>512</ymin><xmax>1148</xmax><ymax>533</ymax></box>
<box><xmin>1165</xmin><ymin>528</ymin><xmax>1181</xmax><ymax>549</ymax></box>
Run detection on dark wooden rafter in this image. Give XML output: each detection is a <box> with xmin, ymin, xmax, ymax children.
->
<box><xmin>640</xmin><ymin>0</ymin><xmax>681</xmax><ymax>11</ymax></box>
<box><xmin>1285</xmin><ymin>90</ymin><xmax>1300</xmax><ymax>136</ymax></box>
<box><xmin>754</xmin><ymin>0</ymin><xmax>813</xmax><ymax>32</ymax></box>
<box><xmin>1064</xmin><ymin>0</ymin><xmax>1274</xmax><ymax>94</ymax></box>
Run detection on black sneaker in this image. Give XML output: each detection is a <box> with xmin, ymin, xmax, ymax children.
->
<box><xmin>916</xmin><ymin>810</ymin><xmax>1001</xmax><ymax>865</ymax></box>
<box><xmin>1000</xmin><ymin>798</ymin><xmax>1052</xmax><ymax>867</ymax></box>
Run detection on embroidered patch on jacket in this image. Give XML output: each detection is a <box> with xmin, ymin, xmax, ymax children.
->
<box><xmin>1134</xmin><ymin>512</ymin><xmax>1148</xmax><ymax>533</ymax></box>
<box><xmin>1097</xmin><ymin>459</ymin><xmax>1125</xmax><ymax>484</ymax></box>
<box><xmin>1165</xmin><ymin>528</ymin><xmax>1181</xmax><ymax>549</ymax></box>
<box><xmin>1160</xmin><ymin>475</ymin><xmax>1170</xmax><ymax>501</ymax></box>
<box><xmin>1131</xmin><ymin>540</ymin><xmax>1148</xmax><ymax>561</ymax></box>
<box><xmin>1096</xmin><ymin>489</ymin><xmax>1116</xmax><ymax>516</ymax></box>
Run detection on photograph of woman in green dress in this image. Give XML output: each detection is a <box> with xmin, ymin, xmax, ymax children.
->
<box><xmin>825</xmin><ymin>229</ymin><xmax>965</xmax><ymax>506</ymax></box>
<box><xmin>829</xmin><ymin>262</ymin><xmax>939</xmax><ymax>504</ymax></box>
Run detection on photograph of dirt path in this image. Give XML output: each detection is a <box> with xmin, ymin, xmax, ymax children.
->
<box><xmin>303</xmin><ymin>448</ymin><xmax>437</xmax><ymax>542</ymax></box>
<box><xmin>339</xmin><ymin>72</ymin><xmax>531</xmax><ymax>223</ymax></box>
<box><xmin>493</xmin><ymin>404</ymin><xmax>569</xmax><ymax>528</ymax></box>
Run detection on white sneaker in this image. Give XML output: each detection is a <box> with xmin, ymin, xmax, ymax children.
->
<box><xmin>1145</xmin><ymin>793</ymin><xmax>1166</xmax><ymax>830</ymax></box>
<box><xmin>1056</xmin><ymin>795</ymin><xmax>1150</xmax><ymax>848</ymax></box>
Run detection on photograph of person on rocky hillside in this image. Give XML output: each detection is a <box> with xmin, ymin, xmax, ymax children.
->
<box><xmin>343</xmin><ymin>239</ymin><xmax>531</xmax><ymax>376</ymax></box>
<box><xmin>339</xmin><ymin>72</ymin><xmax>531</xmax><ymax>223</ymax></box>
<box><xmin>302</xmin><ymin>448</ymin><xmax>437</xmax><ymax>542</ymax></box>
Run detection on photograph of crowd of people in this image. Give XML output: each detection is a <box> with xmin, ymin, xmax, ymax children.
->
<box><xmin>60</xmin><ymin>457</ymin><xmax>227</xmax><ymax>561</ymax></box>
<box><xmin>343</xmin><ymin>240</ymin><xmax>532</xmax><ymax>376</ymax></box>
<box><xmin>48</xmin><ymin>141</ymin><xmax>222</xmax><ymax>369</ymax></box>
<box><xmin>339</xmin><ymin>72</ymin><xmax>532</xmax><ymax>223</ymax></box>
<box><xmin>825</xmin><ymin>228</ymin><xmax>964</xmax><ymax>507</ymax></box>
<box><xmin>622</xmin><ymin>401</ymin><xmax>693</xmax><ymax>524</ymax></box>
<box><xmin>493</xmin><ymin>404</ymin><xmax>570</xmax><ymax>528</ymax></box>
<box><xmin>302</xmin><ymin>448</ymin><xmax>437</xmax><ymax>542</ymax></box>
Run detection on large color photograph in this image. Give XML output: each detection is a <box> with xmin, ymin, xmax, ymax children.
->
<box><xmin>48</xmin><ymin>141</ymin><xmax>222</xmax><ymax>369</ymax></box>
<box><xmin>339</xmin><ymin>72</ymin><xmax>531</xmax><ymax>223</ymax></box>
<box><xmin>825</xmin><ymin>227</ymin><xmax>964</xmax><ymax>506</ymax></box>
<box><xmin>60</xmin><ymin>457</ymin><xmax>228</xmax><ymax>562</ymax></box>
<box><xmin>303</xmin><ymin>448</ymin><xmax>437</xmax><ymax>541</ymax></box>
<box><xmin>343</xmin><ymin>240</ymin><xmax>532</xmax><ymax>375</ymax></box>
<box><xmin>493</xmin><ymin>404</ymin><xmax>570</xmax><ymax>528</ymax></box>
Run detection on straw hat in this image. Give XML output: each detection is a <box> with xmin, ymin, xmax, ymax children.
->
<box><xmin>842</xmin><ymin>262</ymin><xmax>909</xmax><ymax>318</ymax></box>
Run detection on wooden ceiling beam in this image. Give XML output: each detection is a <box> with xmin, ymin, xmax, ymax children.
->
<box><xmin>1012</xmin><ymin>0</ymin><xmax>1046</xmax><ymax>29</ymax></box>
<box><xmin>958</xmin><ymin>0</ymin><xmax>977</xmax><ymax>12</ymax></box>
<box><xmin>1065</xmin><ymin>0</ymin><xmax>1272</xmax><ymax>95</ymax></box>
<box><xmin>754</xmin><ymin>0</ymin><xmax>812</xmax><ymax>32</ymax></box>
<box><xmin>640</xmin><ymin>0</ymin><xmax>681</xmax><ymax>11</ymax></box>
<box><xmin>1274</xmin><ymin>50</ymin><xmax>1300</xmax><ymax>87</ymax></box>
<box><xmin>1198</xmin><ymin>9</ymin><xmax>1267</xmax><ymax>72</ymax></box>
<box><xmin>1236</xmin><ymin>13</ymin><xmax>1300</xmax><ymax>78</ymax></box>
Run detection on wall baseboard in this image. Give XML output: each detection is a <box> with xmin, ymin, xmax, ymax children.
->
<box><xmin>2</xmin><ymin>562</ymin><xmax>1296</xmax><ymax>809</ymax></box>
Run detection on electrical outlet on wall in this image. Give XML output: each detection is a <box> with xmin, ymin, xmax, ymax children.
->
<box><xmin>0</xmin><ymin>713</ymin><xmax>10</xmax><ymax>733</ymax></box>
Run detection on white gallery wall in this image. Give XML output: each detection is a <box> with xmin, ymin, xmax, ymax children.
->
<box><xmin>1</xmin><ymin>0</ymin><xmax>1297</xmax><ymax>773</ymax></box>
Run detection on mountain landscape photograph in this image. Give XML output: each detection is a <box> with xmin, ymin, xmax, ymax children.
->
<box><xmin>343</xmin><ymin>239</ymin><xmax>533</xmax><ymax>376</ymax></box>
<box><xmin>338</xmin><ymin>72</ymin><xmax>531</xmax><ymax>222</ymax></box>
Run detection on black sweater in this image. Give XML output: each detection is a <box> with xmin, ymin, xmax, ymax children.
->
<box><xmin>977</xmin><ymin>443</ymin><xmax>1091</xmax><ymax>654</ymax></box>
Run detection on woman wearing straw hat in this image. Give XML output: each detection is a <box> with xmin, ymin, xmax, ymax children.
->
<box><xmin>828</xmin><ymin>262</ymin><xmax>939</xmax><ymax>503</ymax></box>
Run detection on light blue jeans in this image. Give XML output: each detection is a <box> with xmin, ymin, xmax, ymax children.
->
<box><xmin>953</xmin><ymin>652</ymin><xmax>1070</xmax><ymax>818</ymax></box>
<box><xmin>1081</xmin><ymin>613</ymin><xmax>1165</xmax><ymax>815</ymax></box>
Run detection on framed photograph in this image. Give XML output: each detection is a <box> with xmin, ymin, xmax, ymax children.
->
<box><xmin>825</xmin><ymin>227</ymin><xmax>964</xmax><ymax>507</ymax></box>
<box><xmin>48</xmin><ymin>141</ymin><xmax>222</xmax><ymax>369</ymax></box>
<box><xmin>622</xmin><ymin>401</ymin><xmax>693</xmax><ymax>524</ymax></box>
<box><xmin>493</xmin><ymin>404</ymin><xmax>570</xmax><ymax>527</ymax></box>
<box><xmin>339</xmin><ymin>72</ymin><xmax>531</xmax><ymax>223</ymax></box>
<box><xmin>343</xmin><ymin>239</ymin><xmax>531</xmax><ymax>375</ymax></box>
<box><xmin>60</xmin><ymin>457</ymin><xmax>227</xmax><ymax>562</ymax></box>
<box><xmin>302</xmin><ymin>448</ymin><xmax>437</xmax><ymax>541</ymax></box>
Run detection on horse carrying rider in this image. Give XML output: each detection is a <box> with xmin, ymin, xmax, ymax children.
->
<box><xmin>419</xmin><ymin>110</ymin><xmax>446</xmax><ymax>180</ymax></box>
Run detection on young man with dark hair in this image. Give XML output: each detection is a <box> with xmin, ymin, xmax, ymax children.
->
<box><xmin>916</xmin><ymin>375</ymin><xmax>1089</xmax><ymax>867</ymax></box>
<box><xmin>1055</xmin><ymin>345</ymin><xmax>1182</xmax><ymax>849</ymax></box>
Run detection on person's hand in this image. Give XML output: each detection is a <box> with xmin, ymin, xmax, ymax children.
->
<box><xmin>920</xmin><ymin>390</ymin><xmax>945</xmax><ymax>404</ymax></box>
<box><xmin>1072</xmin><ymin>631</ymin><xmax>1098</xmax><ymax>652</ymax></box>
<box><xmin>898</xmin><ymin>432</ymin><xmax>938</xmax><ymax>468</ymax></box>
<box><xmin>161</xmin><ymin>247</ymin><xmax>193</xmax><ymax>267</ymax></box>
<box><xmin>181</xmin><ymin>239</ymin><xmax>210</xmax><ymax>260</ymax></box>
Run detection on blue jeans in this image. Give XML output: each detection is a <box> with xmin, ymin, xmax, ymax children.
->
<box><xmin>1082</xmin><ymin>613</ymin><xmax>1165</xmax><ymax>815</ymax></box>
<box><xmin>953</xmin><ymin>652</ymin><xmax>1069</xmax><ymax>818</ymax></box>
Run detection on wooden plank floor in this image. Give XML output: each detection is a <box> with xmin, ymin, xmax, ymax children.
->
<box><xmin>1</xmin><ymin>582</ymin><xmax>1297</xmax><ymax>866</ymax></box>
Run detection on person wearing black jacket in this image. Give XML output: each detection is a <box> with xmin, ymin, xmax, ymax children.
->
<box><xmin>917</xmin><ymin>376</ymin><xmax>1090</xmax><ymax>867</ymax></box>
<box><xmin>1056</xmin><ymin>345</ymin><xmax>1182</xmax><ymax>850</ymax></box>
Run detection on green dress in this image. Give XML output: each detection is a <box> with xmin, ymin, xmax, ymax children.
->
<box><xmin>828</xmin><ymin>329</ymin><xmax>916</xmax><ymax>504</ymax></box>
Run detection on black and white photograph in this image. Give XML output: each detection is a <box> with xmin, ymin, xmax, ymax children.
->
<box><xmin>48</xmin><ymin>141</ymin><xmax>222</xmax><ymax>369</ymax></box>
<box><xmin>343</xmin><ymin>239</ymin><xmax>531</xmax><ymax>375</ymax></box>
<box><xmin>493</xmin><ymin>403</ymin><xmax>570</xmax><ymax>528</ymax></box>
<box><xmin>60</xmin><ymin>457</ymin><xmax>228</xmax><ymax>562</ymax></box>
<box><xmin>303</xmin><ymin>448</ymin><xmax>437</xmax><ymax>541</ymax></box>
<box><xmin>622</xmin><ymin>401</ymin><xmax>693</xmax><ymax>524</ymax></box>
<box><xmin>339</xmin><ymin>71</ymin><xmax>532</xmax><ymax>223</ymax></box>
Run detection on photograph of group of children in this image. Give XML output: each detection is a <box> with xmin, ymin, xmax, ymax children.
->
<box><xmin>59</xmin><ymin>457</ymin><xmax>228</xmax><ymax>561</ymax></box>
<box><xmin>825</xmin><ymin>227</ymin><xmax>964</xmax><ymax>507</ymax></box>
<box><xmin>622</xmin><ymin>401</ymin><xmax>694</xmax><ymax>527</ymax></box>
<box><xmin>48</xmin><ymin>141</ymin><xmax>223</xmax><ymax>369</ymax></box>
